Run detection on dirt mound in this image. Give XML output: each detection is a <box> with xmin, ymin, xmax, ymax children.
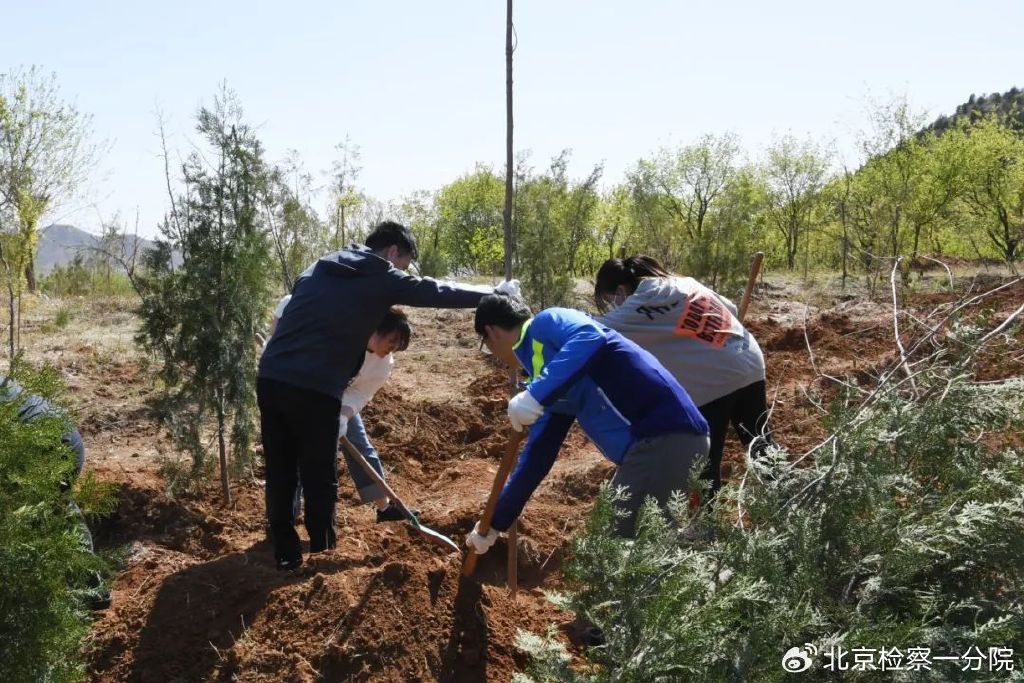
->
<box><xmin>87</xmin><ymin>366</ymin><xmax>603</xmax><ymax>682</ymax></box>
<box><xmin>83</xmin><ymin>281</ymin><xmax>1023</xmax><ymax>682</ymax></box>
<box><xmin>97</xmin><ymin>481</ymin><xmax>231</xmax><ymax>558</ymax></box>
<box><xmin>240</xmin><ymin>552</ymin><xmax>561</xmax><ymax>683</ymax></box>
<box><xmin>361</xmin><ymin>371</ymin><xmax>509</xmax><ymax>466</ymax></box>
<box><xmin>95</xmin><ymin>529</ymin><xmax>566</xmax><ymax>682</ymax></box>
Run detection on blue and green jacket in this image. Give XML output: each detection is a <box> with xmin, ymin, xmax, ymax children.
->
<box><xmin>491</xmin><ymin>307</ymin><xmax>708</xmax><ymax>531</ymax></box>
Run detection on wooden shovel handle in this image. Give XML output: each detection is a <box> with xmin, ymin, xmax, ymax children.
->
<box><xmin>462</xmin><ymin>428</ymin><xmax>526</xmax><ymax>576</ymax></box>
<box><xmin>339</xmin><ymin>436</ymin><xmax>414</xmax><ymax>521</ymax></box>
<box><xmin>738</xmin><ymin>252</ymin><xmax>764</xmax><ymax>324</ymax></box>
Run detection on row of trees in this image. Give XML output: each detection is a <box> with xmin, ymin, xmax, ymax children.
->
<box><xmin>5</xmin><ymin>73</ymin><xmax>1024</xmax><ymax>498</ymax></box>
<box><xmin>250</xmin><ymin>98</ymin><xmax>1024</xmax><ymax>309</ymax></box>
<box><xmin>5</xmin><ymin>68</ymin><xmax>1023</xmax><ymax>325</ymax></box>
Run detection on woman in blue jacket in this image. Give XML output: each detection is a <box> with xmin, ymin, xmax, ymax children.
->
<box><xmin>466</xmin><ymin>293</ymin><xmax>710</xmax><ymax>554</ymax></box>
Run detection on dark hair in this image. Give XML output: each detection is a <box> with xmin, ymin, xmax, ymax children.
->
<box><xmin>474</xmin><ymin>293</ymin><xmax>532</xmax><ymax>337</ymax></box>
<box><xmin>365</xmin><ymin>221</ymin><xmax>419</xmax><ymax>261</ymax></box>
<box><xmin>593</xmin><ymin>255</ymin><xmax>673</xmax><ymax>309</ymax></box>
<box><xmin>375</xmin><ymin>306</ymin><xmax>412</xmax><ymax>351</ymax></box>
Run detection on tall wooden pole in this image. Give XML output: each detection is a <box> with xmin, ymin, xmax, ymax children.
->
<box><xmin>502</xmin><ymin>0</ymin><xmax>514</xmax><ymax>281</ymax></box>
<box><xmin>502</xmin><ymin>0</ymin><xmax>519</xmax><ymax>598</ymax></box>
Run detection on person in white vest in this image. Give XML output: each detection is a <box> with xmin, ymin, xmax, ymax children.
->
<box><xmin>593</xmin><ymin>255</ymin><xmax>774</xmax><ymax>499</ymax></box>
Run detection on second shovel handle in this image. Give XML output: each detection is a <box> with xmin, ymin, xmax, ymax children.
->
<box><xmin>340</xmin><ymin>436</ymin><xmax>414</xmax><ymax>522</ymax></box>
<box><xmin>462</xmin><ymin>428</ymin><xmax>526</xmax><ymax>576</ymax></box>
<box><xmin>738</xmin><ymin>251</ymin><xmax>764</xmax><ymax>324</ymax></box>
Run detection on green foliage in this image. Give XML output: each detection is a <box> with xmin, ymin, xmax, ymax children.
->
<box><xmin>0</xmin><ymin>364</ymin><xmax>105</xmax><ymax>683</ymax></box>
<box><xmin>946</xmin><ymin>118</ymin><xmax>1024</xmax><ymax>264</ymax></box>
<box><xmin>514</xmin><ymin>152</ymin><xmax>602</xmax><ymax>308</ymax></box>
<box><xmin>929</xmin><ymin>87</ymin><xmax>1024</xmax><ymax>136</ymax></box>
<box><xmin>39</xmin><ymin>254</ymin><xmax>138</xmax><ymax>298</ymax></box>
<box><xmin>627</xmin><ymin>133</ymin><xmax>758</xmax><ymax>288</ymax></box>
<box><xmin>400</xmin><ymin>191</ymin><xmax>448</xmax><ymax>278</ymax></box>
<box><xmin>136</xmin><ymin>88</ymin><xmax>273</xmax><ymax>495</ymax></box>
<box><xmin>52</xmin><ymin>306</ymin><xmax>71</xmax><ymax>330</ymax></box>
<box><xmin>689</xmin><ymin>166</ymin><xmax>767</xmax><ymax>291</ymax></box>
<box><xmin>326</xmin><ymin>136</ymin><xmax>363</xmax><ymax>251</ymax></box>
<box><xmin>0</xmin><ymin>67</ymin><xmax>100</xmax><ymax>293</ymax></box>
<box><xmin>764</xmin><ymin>135</ymin><xmax>830</xmax><ymax>272</ymax></box>
<box><xmin>434</xmin><ymin>165</ymin><xmax>504</xmax><ymax>275</ymax></box>
<box><xmin>39</xmin><ymin>256</ymin><xmax>91</xmax><ymax>296</ymax></box>
<box><xmin>72</xmin><ymin>471</ymin><xmax>119</xmax><ymax>520</ymax></box>
<box><xmin>519</xmin><ymin>331</ymin><xmax>1024</xmax><ymax>682</ymax></box>
<box><xmin>265</xmin><ymin>151</ymin><xmax>330</xmax><ymax>290</ymax></box>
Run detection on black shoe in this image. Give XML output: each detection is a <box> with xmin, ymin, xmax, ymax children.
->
<box><xmin>276</xmin><ymin>556</ymin><xmax>302</xmax><ymax>571</ymax></box>
<box><xmin>86</xmin><ymin>571</ymin><xmax>111</xmax><ymax>610</ymax></box>
<box><xmin>583</xmin><ymin>626</ymin><xmax>605</xmax><ymax>647</ymax></box>
<box><xmin>375</xmin><ymin>502</ymin><xmax>419</xmax><ymax>523</ymax></box>
<box><xmin>90</xmin><ymin>589</ymin><xmax>112</xmax><ymax>611</ymax></box>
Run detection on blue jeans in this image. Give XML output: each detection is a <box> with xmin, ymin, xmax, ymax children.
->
<box><xmin>341</xmin><ymin>413</ymin><xmax>387</xmax><ymax>503</ymax></box>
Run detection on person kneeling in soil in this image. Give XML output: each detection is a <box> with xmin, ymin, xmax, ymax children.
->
<box><xmin>466</xmin><ymin>294</ymin><xmax>710</xmax><ymax>555</ymax></box>
<box><xmin>593</xmin><ymin>255</ymin><xmax>775</xmax><ymax>500</ymax></box>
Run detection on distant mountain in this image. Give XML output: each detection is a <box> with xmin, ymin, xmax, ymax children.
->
<box><xmin>927</xmin><ymin>87</ymin><xmax>1024</xmax><ymax>134</ymax></box>
<box><xmin>37</xmin><ymin>223</ymin><xmax>159</xmax><ymax>275</ymax></box>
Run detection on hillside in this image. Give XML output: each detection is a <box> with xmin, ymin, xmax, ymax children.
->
<box><xmin>37</xmin><ymin>224</ymin><xmax>158</xmax><ymax>275</ymax></box>
<box><xmin>928</xmin><ymin>86</ymin><xmax>1024</xmax><ymax>134</ymax></box>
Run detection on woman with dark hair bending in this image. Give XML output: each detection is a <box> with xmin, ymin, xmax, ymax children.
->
<box><xmin>593</xmin><ymin>255</ymin><xmax>773</xmax><ymax>498</ymax></box>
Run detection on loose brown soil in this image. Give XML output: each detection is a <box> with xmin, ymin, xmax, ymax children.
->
<box><xmin>15</xmin><ymin>276</ymin><xmax>1020</xmax><ymax>682</ymax></box>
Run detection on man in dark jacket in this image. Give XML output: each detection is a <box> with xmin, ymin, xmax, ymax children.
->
<box><xmin>258</xmin><ymin>220</ymin><xmax>494</xmax><ymax>570</ymax></box>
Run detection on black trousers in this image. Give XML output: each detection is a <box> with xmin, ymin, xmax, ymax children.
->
<box><xmin>697</xmin><ymin>379</ymin><xmax>774</xmax><ymax>494</ymax></box>
<box><xmin>257</xmin><ymin>378</ymin><xmax>341</xmax><ymax>562</ymax></box>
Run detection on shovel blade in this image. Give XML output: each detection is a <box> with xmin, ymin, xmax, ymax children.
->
<box><xmin>408</xmin><ymin>521</ymin><xmax>460</xmax><ymax>552</ymax></box>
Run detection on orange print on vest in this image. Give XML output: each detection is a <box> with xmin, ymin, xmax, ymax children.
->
<box><xmin>673</xmin><ymin>295</ymin><xmax>732</xmax><ymax>347</ymax></box>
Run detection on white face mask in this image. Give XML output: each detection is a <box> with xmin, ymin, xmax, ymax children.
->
<box><xmin>603</xmin><ymin>292</ymin><xmax>626</xmax><ymax>311</ymax></box>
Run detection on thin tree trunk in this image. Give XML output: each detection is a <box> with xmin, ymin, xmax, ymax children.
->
<box><xmin>15</xmin><ymin>291</ymin><xmax>22</xmax><ymax>358</ymax></box>
<box><xmin>216</xmin><ymin>139</ymin><xmax>230</xmax><ymax>504</ymax></box>
<box><xmin>340</xmin><ymin>204</ymin><xmax>347</xmax><ymax>249</ymax></box>
<box><xmin>841</xmin><ymin>234</ymin><xmax>849</xmax><ymax>291</ymax></box>
<box><xmin>217</xmin><ymin>392</ymin><xmax>231</xmax><ymax>504</ymax></box>
<box><xmin>802</xmin><ymin>224</ymin><xmax>810</xmax><ymax>282</ymax></box>
<box><xmin>0</xmin><ymin>241</ymin><xmax>15</xmax><ymax>366</ymax></box>
<box><xmin>25</xmin><ymin>256</ymin><xmax>37</xmax><ymax>294</ymax></box>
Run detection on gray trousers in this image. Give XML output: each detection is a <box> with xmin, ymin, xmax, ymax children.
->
<box><xmin>62</xmin><ymin>429</ymin><xmax>93</xmax><ymax>552</ymax></box>
<box><xmin>610</xmin><ymin>431</ymin><xmax>710</xmax><ymax>537</ymax></box>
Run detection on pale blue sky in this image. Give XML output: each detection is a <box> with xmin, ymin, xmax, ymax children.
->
<box><xmin>3</xmin><ymin>0</ymin><xmax>1022</xmax><ymax>237</ymax></box>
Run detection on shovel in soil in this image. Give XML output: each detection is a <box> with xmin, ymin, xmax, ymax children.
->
<box><xmin>462</xmin><ymin>428</ymin><xmax>526</xmax><ymax>578</ymax></box>
<box><xmin>339</xmin><ymin>436</ymin><xmax>459</xmax><ymax>553</ymax></box>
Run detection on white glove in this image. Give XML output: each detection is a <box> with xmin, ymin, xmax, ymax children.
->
<box><xmin>465</xmin><ymin>521</ymin><xmax>499</xmax><ymax>555</ymax></box>
<box><xmin>494</xmin><ymin>279</ymin><xmax>522</xmax><ymax>298</ymax></box>
<box><xmin>338</xmin><ymin>412</ymin><xmax>350</xmax><ymax>437</ymax></box>
<box><xmin>508</xmin><ymin>390</ymin><xmax>544</xmax><ymax>432</ymax></box>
